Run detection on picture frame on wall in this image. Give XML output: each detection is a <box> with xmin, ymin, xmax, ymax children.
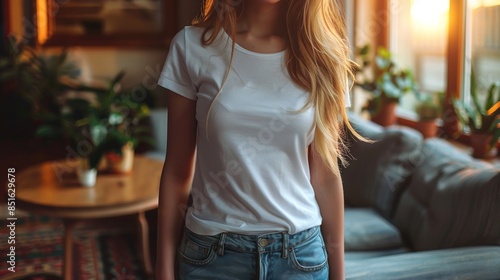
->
<box><xmin>35</xmin><ymin>0</ymin><xmax>176</xmax><ymax>48</ymax></box>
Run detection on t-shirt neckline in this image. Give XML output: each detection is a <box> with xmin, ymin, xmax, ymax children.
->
<box><xmin>222</xmin><ymin>30</ymin><xmax>286</xmax><ymax>58</ymax></box>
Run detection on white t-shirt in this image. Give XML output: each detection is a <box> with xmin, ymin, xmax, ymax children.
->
<box><xmin>158</xmin><ymin>26</ymin><xmax>350</xmax><ymax>235</ymax></box>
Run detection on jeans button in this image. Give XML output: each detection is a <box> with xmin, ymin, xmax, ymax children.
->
<box><xmin>259</xmin><ymin>239</ymin><xmax>269</xmax><ymax>247</ymax></box>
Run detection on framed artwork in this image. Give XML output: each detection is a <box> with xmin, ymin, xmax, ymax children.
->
<box><xmin>35</xmin><ymin>0</ymin><xmax>176</xmax><ymax>48</ymax></box>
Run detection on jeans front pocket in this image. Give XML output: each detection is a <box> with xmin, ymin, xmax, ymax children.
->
<box><xmin>178</xmin><ymin>230</ymin><xmax>217</xmax><ymax>266</ymax></box>
<box><xmin>290</xmin><ymin>231</ymin><xmax>328</xmax><ymax>272</ymax></box>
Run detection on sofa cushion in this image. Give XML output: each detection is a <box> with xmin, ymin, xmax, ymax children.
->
<box><xmin>394</xmin><ymin>139</ymin><xmax>500</xmax><ymax>251</ymax></box>
<box><xmin>346</xmin><ymin>246</ymin><xmax>500</xmax><ymax>280</ymax></box>
<box><xmin>345</xmin><ymin>208</ymin><xmax>403</xmax><ymax>251</ymax></box>
<box><xmin>345</xmin><ymin>248</ymin><xmax>408</xmax><ymax>262</ymax></box>
<box><xmin>342</xmin><ymin>114</ymin><xmax>423</xmax><ymax>218</ymax></box>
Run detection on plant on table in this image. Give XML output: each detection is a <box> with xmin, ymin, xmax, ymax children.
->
<box><xmin>83</xmin><ymin>71</ymin><xmax>153</xmax><ymax>173</ymax></box>
<box><xmin>37</xmin><ymin>71</ymin><xmax>154</xmax><ymax>175</ymax></box>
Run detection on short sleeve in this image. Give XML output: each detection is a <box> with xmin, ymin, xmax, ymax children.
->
<box><xmin>158</xmin><ymin>28</ymin><xmax>197</xmax><ymax>100</ymax></box>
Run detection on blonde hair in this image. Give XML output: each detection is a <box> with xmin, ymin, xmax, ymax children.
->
<box><xmin>194</xmin><ymin>0</ymin><xmax>367</xmax><ymax>177</ymax></box>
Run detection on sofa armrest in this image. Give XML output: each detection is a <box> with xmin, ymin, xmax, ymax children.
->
<box><xmin>342</xmin><ymin>113</ymin><xmax>423</xmax><ymax>218</ymax></box>
<box><xmin>346</xmin><ymin>246</ymin><xmax>500</xmax><ymax>280</ymax></box>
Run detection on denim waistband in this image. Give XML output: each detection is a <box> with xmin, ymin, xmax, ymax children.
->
<box><xmin>183</xmin><ymin>226</ymin><xmax>321</xmax><ymax>259</ymax></box>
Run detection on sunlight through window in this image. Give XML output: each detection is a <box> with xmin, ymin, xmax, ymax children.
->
<box><xmin>411</xmin><ymin>0</ymin><xmax>449</xmax><ymax>29</ymax></box>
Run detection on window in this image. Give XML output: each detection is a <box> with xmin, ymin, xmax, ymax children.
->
<box><xmin>465</xmin><ymin>0</ymin><xmax>500</xmax><ymax>105</ymax></box>
<box><xmin>358</xmin><ymin>0</ymin><xmax>499</xmax><ymax>142</ymax></box>
<box><xmin>389</xmin><ymin>0</ymin><xmax>449</xmax><ymax>115</ymax></box>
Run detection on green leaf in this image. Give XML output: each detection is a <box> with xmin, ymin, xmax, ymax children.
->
<box><xmin>358</xmin><ymin>45</ymin><xmax>370</xmax><ymax>56</ymax></box>
<box><xmin>470</xmin><ymin>69</ymin><xmax>484</xmax><ymax>115</ymax></box>
<box><xmin>90</xmin><ymin>124</ymin><xmax>107</xmax><ymax>146</ymax></box>
<box><xmin>453</xmin><ymin>98</ymin><xmax>470</xmax><ymax>127</ymax></box>
<box><xmin>56</xmin><ymin>52</ymin><xmax>68</xmax><ymax>67</ymax></box>
<box><xmin>489</xmin><ymin>118</ymin><xmax>500</xmax><ymax>148</ymax></box>
<box><xmin>379</xmin><ymin>73</ymin><xmax>401</xmax><ymax>98</ymax></box>
<box><xmin>465</xmin><ymin>103</ymin><xmax>480</xmax><ymax>131</ymax></box>
<box><xmin>497</xmin><ymin>84</ymin><xmax>500</xmax><ymax>105</ymax></box>
<box><xmin>378</xmin><ymin>47</ymin><xmax>391</xmax><ymax>59</ymax></box>
<box><xmin>375</xmin><ymin>56</ymin><xmax>390</xmax><ymax>70</ymax></box>
<box><xmin>137</xmin><ymin>104</ymin><xmax>151</xmax><ymax>119</ymax></box>
<box><xmin>110</xmin><ymin>70</ymin><xmax>126</xmax><ymax>88</ymax></box>
<box><xmin>108</xmin><ymin>112</ymin><xmax>124</xmax><ymax>125</ymax></box>
<box><xmin>395</xmin><ymin>72</ymin><xmax>414</xmax><ymax>92</ymax></box>
<box><xmin>485</xmin><ymin>82</ymin><xmax>498</xmax><ymax>110</ymax></box>
<box><xmin>35</xmin><ymin>124</ymin><xmax>62</xmax><ymax>139</ymax></box>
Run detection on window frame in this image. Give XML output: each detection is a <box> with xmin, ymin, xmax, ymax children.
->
<box><xmin>362</xmin><ymin>0</ymin><xmax>470</xmax><ymax>141</ymax></box>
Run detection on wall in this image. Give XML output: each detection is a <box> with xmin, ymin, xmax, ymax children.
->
<box><xmin>6</xmin><ymin>0</ymin><xmax>202</xmax><ymax>105</ymax></box>
<box><xmin>351</xmin><ymin>0</ymin><xmax>379</xmax><ymax>114</ymax></box>
<box><xmin>69</xmin><ymin>0</ymin><xmax>202</xmax><ymax>90</ymax></box>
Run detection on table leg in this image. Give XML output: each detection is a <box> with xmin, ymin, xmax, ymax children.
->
<box><xmin>62</xmin><ymin>219</ymin><xmax>77</xmax><ymax>280</ymax></box>
<box><xmin>138</xmin><ymin>211</ymin><xmax>154</xmax><ymax>278</ymax></box>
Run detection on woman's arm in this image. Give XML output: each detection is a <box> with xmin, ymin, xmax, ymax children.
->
<box><xmin>309</xmin><ymin>146</ymin><xmax>345</xmax><ymax>280</ymax></box>
<box><xmin>156</xmin><ymin>91</ymin><xmax>197</xmax><ymax>280</ymax></box>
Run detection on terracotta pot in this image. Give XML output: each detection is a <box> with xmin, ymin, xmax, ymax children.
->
<box><xmin>416</xmin><ymin>119</ymin><xmax>438</xmax><ymax>139</ymax></box>
<box><xmin>470</xmin><ymin>133</ymin><xmax>494</xmax><ymax>159</ymax></box>
<box><xmin>105</xmin><ymin>142</ymin><xmax>135</xmax><ymax>174</ymax></box>
<box><xmin>371</xmin><ymin>101</ymin><xmax>397</xmax><ymax>127</ymax></box>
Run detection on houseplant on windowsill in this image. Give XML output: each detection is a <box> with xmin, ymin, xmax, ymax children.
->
<box><xmin>415</xmin><ymin>97</ymin><xmax>441</xmax><ymax>139</ymax></box>
<box><xmin>414</xmin><ymin>92</ymin><xmax>443</xmax><ymax>139</ymax></box>
<box><xmin>453</xmin><ymin>76</ymin><xmax>500</xmax><ymax>158</ymax></box>
<box><xmin>355</xmin><ymin>45</ymin><xmax>418</xmax><ymax>126</ymax></box>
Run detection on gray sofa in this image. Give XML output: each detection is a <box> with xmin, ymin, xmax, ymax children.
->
<box><xmin>342</xmin><ymin>114</ymin><xmax>500</xmax><ymax>280</ymax></box>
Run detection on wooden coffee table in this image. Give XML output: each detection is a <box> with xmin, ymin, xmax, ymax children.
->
<box><xmin>13</xmin><ymin>156</ymin><xmax>163</xmax><ymax>280</ymax></box>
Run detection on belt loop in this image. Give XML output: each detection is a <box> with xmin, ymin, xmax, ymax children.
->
<box><xmin>216</xmin><ymin>232</ymin><xmax>228</xmax><ymax>256</ymax></box>
<box><xmin>281</xmin><ymin>232</ymin><xmax>289</xmax><ymax>259</ymax></box>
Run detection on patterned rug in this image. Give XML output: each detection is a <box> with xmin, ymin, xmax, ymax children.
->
<box><xmin>0</xmin><ymin>216</ymin><xmax>147</xmax><ymax>280</ymax></box>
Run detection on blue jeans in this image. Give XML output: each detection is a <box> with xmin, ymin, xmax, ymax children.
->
<box><xmin>177</xmin><ymin>226</ymin><xmax>329</xmax><ymax>280</ymax></box>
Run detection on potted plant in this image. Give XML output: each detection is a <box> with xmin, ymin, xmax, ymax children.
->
<box><xmin>75</xmin><ymin>71</ymin><xmax>153</xmax><ymax>174</ymax></box>
<box><xmin>36</xmin><ymin>70</ymin><xmax>153</xmax><ymax>184</ymax></box>
<box><xmin>36</xmin><ymin>98</ymin><xmax>106</xmax><ymax>187</ymax></box>
<box><xmin>0</xmin><ymin>36</ymin><xmax>80</xmax><ymax>139</ymax></box>
<box><xmin>453</xmin><ymin>74</ymin><xmax>500</xmax><ymax>158</ymax></box>
<box><xmin>355</xmin><ymin>45</ymin><xmax>418</xmax><ymax>126</ymax></box>
<box><xmin>415</xmin><ymin>95</ymin><xmax>442</xmax><ymax>138</ymax></box>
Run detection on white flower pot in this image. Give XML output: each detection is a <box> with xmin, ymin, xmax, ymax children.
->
<box><xmin>77</xmin><ymin>168</ymin><xmax>97</xmax><ymax>187</ymax></box>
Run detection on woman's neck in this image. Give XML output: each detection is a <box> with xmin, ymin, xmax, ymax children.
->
<box><xmin>238</xmin><ymin>1</ymin><xmax>283</xmax><ymax>38</ymax></box>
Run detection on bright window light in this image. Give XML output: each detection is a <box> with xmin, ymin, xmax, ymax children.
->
<box><xmin>411</xmin><ymin>0</ymin><xmax>449</xmax><ymax>29</ymax></box>
<box><xmin>470</xmin><ymin>0</ymin><xmax>500</xmax><ymax>9</ymax></box>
